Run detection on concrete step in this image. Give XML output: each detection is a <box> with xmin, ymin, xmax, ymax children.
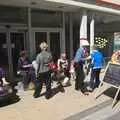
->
<box><xmin>65</xmin><ymin>99</ymin><xmax>120</xmax><ymax>120</ymax></box>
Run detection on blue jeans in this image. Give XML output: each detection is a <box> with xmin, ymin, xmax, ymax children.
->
<box><xmin>33</xmin><ymin>71</ymin><xmax>51</xmax><ymax>98</ymax></box>
<box><xmin>90</xmin><ymin>68</ymin><xmax>101</xmax><ymax>89</ymax></box>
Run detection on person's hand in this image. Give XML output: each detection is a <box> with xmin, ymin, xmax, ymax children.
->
<box><xmin>85</xmin><ymin>56</ymin><xmax>91</xmax><ymax>60</ymax></box>
<box><xmin>3</xmin><ymin>81</ymin><xmax>9</xmax><ymax>86</ymax></box>
<box><xmin>23</xmin><ymin>64</ymin><xmax>32</xmax><ymax>68</ymax></box>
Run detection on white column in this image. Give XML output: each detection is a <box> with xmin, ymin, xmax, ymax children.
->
<box><xmin>69</xmin><ymin>13</ymin><xmax>73</xmax><ymax>60</ymax></box>
<box><xmin>61</xmin><ymin>12</ymin><xmax>66</xmax><ymax>53</ymax></box>
<box><xmin>80</xmin><ymin>10</ymin><xmax>88</xmax><ymax>46</ymax></box>
<box><xmin>90</xmin><ymin>15</ymin><xmax>95</xmax><ymax>53</ymax></box>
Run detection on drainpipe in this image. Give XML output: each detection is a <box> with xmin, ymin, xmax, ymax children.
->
<box><xmin>6</xmin><ymin>27</ymin><xmax>14</xmax><ymax>80</ymax></box>
<box><xmin>69</xmin><ymin>12</ymin><xmax>73</xmax><ymax>60</ymax></box>
<box><xmin>27</xmin><ymin>7</ymin><xmax>33</xmax><ymax>60</ymax></box>
<box><xmin>61</xmin><ymin>12</ymin><xmax>66</xmax><ymax>53</ymax></box>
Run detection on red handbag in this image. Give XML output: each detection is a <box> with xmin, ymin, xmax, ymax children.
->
<box><xmin>48</xmin><ymin>62</ymin><xmax>57</xmax><ymax>71</ymax></box>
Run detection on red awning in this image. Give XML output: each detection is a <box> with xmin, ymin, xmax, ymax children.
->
<box><xmin>98</xmin><ymin>0</ymin><xmax>120</xmax><ymax>6</ymax></box>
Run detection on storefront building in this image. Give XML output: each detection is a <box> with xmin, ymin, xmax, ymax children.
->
<box><xmin>0</xmin><ymin>0</ymin><xmax>120</xmax><ymax>79</ymax></box>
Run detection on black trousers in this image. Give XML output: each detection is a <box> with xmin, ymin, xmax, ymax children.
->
<box><xmin>19</xmin><ymin>69</ymin><xmax>36</xmax><ymax>88</ymax></box>
<box><xmin>74</xmin><ymin>62</ymin><xmax>85</xmax><ymax>92</ymax></box>
<box><xmin>33</xmin><ymin>71</ymin><xmax>51</xmax><ymax>98</ymax></box>
<box><xmin>90</xmin><ymin>68</ymin><xmax>101</xmax><ymax>89</ymax></box>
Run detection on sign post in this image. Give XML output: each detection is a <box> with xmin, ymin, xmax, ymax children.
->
<box><xmin>95</xmin><ymin>62</ymin><xmax>120</xmax><ymax>107</ymax></box>
<box><xmin>112</xmin><ymin>86</ymin><xmax>120</xmax><ymax>107</ymax></box>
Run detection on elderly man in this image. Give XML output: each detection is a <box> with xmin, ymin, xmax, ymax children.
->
<box><xmin>33</xmin><ymin>42</ymin><xmax>53</xmax><ymax>99</ymax></box>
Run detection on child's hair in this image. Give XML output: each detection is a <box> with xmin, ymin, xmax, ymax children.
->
<box><xmin>20</xmin><ymin>50</ymin><xmax>27</xmax><ymax>57</ymax></box>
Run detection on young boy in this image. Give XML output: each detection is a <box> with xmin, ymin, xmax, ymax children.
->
<box><xmin>57</xmin><ymin>53</ymin><xmax>70</xmax><ymax>85</ymax></box>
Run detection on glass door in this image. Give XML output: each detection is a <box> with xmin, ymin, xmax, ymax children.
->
<box><xmin>0</xmin><ymin>31</ymin><xmax>25</xmax><ymax>79</ymax></box>
<box><xmin>10</xmin><ymin>32</ymin><xmax>25</xmax><ymax>76</ymax></box>
<box><xmin>50</xmin><ymin>32</ymin><xmax>60</xmax><ymax>62</ymax></box>
<box><xmin>0</xmin><ymin>33</ymin><xmax>9</xmax><ymax>78</ymax></box>
<box><xmin>35</xmin><ymin>32</ymin><xmax>47</xmax><ymax>54</ymax></box>
<box><xmin>34</xmin><ymin>31</ymin><xmax>61</xmax><ymax>62</ymax></box>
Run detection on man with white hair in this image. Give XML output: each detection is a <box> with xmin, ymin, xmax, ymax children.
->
<box><xmin>33</xmin><ymin>42</ymin><xmax>53</xmax><ymax>99</ymax></box>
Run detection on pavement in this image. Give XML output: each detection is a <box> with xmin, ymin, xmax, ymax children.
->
<box><xmin>0</xmin><ymin>71</ymin><xmax>120</xmax><ymax>120</ymax></box>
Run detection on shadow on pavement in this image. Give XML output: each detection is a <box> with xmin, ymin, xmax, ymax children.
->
<box><xmin>36</xmin><ymin>82</ymin><xmax>72</xmax><ymax>99</ymax></box>
<box><xmin>101</xmin><ymin>87</ymin><xmax>120</xmax><ymax>107</ymax></box>
<box><xmin>0</xmin><ymin>95</ymin><xmax>20</xmax><ymax>107</ymax></box>
<box><xmin>95</xmin><ymin>85</ymin><xmax>120</xmax><ymax>108</ymax></box>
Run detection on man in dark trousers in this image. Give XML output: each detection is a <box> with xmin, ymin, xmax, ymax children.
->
<box><xmin>74</xmin><ymin>42</ymin><xmax>89</xmax><ymax>94</ymax></box>
<box><xmin>33</xmin><ymin>42</ymin><xmax>53</xmax><ymax>99</ymax></box>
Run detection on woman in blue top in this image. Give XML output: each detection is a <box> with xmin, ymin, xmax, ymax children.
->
<box><xmin>89</xmin><ymin>46</ymin><xmax>104</xmax><ymax>91</ymax></box>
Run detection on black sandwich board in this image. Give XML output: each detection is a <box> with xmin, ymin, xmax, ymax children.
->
<box><xmin>96</xmin><ymin>62</ymin><xmax>120</xmax><ymax>107</ymax></box>
<box><xmin>103</xmin><ymin>63</ymin><xmax>120</xmax><ymax>87</ymax></box>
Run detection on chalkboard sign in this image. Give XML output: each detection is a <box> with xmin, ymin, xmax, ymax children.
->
<box><xmin>96</xmin><ymin>62</ymin><xmax>120</xmax><ymax>107</ymax></box>
<box><xmin>103</xmin><ymin>63</ymin><xmax>120</xmax><ymax>87</ymax></box>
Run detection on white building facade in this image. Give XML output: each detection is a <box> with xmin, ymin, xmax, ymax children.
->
<box><xmin>0</xmin><ymin>0</ymin><xmax>120</xmax><ymax>79</ymax></box>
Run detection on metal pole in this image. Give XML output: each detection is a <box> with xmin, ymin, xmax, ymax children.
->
<box><xmin>28</xmin><ymin>7</ymin><xmax>32</xmax><ymax>60</ymax></box>
<box><xmin>61</xmin><ymin>12</ymin><xmax>66</xmax><ymax>53</ymax></box>
<box><xmin>69</xmin><ymin>13</ymin><xmax>73</xmax><ymax>60</ymax></box>
<box><xmin>6</xmin><ymin>29</ymin><xmax>14</xmax><ymax>81</ymax></box>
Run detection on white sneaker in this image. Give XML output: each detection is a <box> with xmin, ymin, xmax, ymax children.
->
<box><xmin>87</xmin><ymin>86</ymin><xmax>93</xmax><ymax>92</ymax></box>
<box><xmin>63</xmin><ymin>77</ymin><xmax>69</xmax><ymax>84</ymax></box>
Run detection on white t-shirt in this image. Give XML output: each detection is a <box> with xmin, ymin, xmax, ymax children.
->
<box><xmin>57</xmin><ymin>58</ymin><xmax>68</xmax><ymax>70</ymax></box>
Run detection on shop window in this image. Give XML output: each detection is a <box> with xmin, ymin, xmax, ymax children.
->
<box><xmin>0</xmin><ymin>6</ymin><xmax>27</xmax><ymax>23</ymax></box>
<box><xmin>31</xmin><ymin>9</ymin><xmax>62</xmax><ymax>27</ymax></box>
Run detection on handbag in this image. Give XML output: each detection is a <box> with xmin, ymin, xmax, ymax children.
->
<box><xmin>48</xmin><ymin>62</ymin><xmax>57</xmax><ymax>72</ymax></box>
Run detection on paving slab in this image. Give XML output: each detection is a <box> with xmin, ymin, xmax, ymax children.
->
<box><xmin>0</xmin><ymin>80</ymin><xmax>119</xmax><ymax>120</ymax></box>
